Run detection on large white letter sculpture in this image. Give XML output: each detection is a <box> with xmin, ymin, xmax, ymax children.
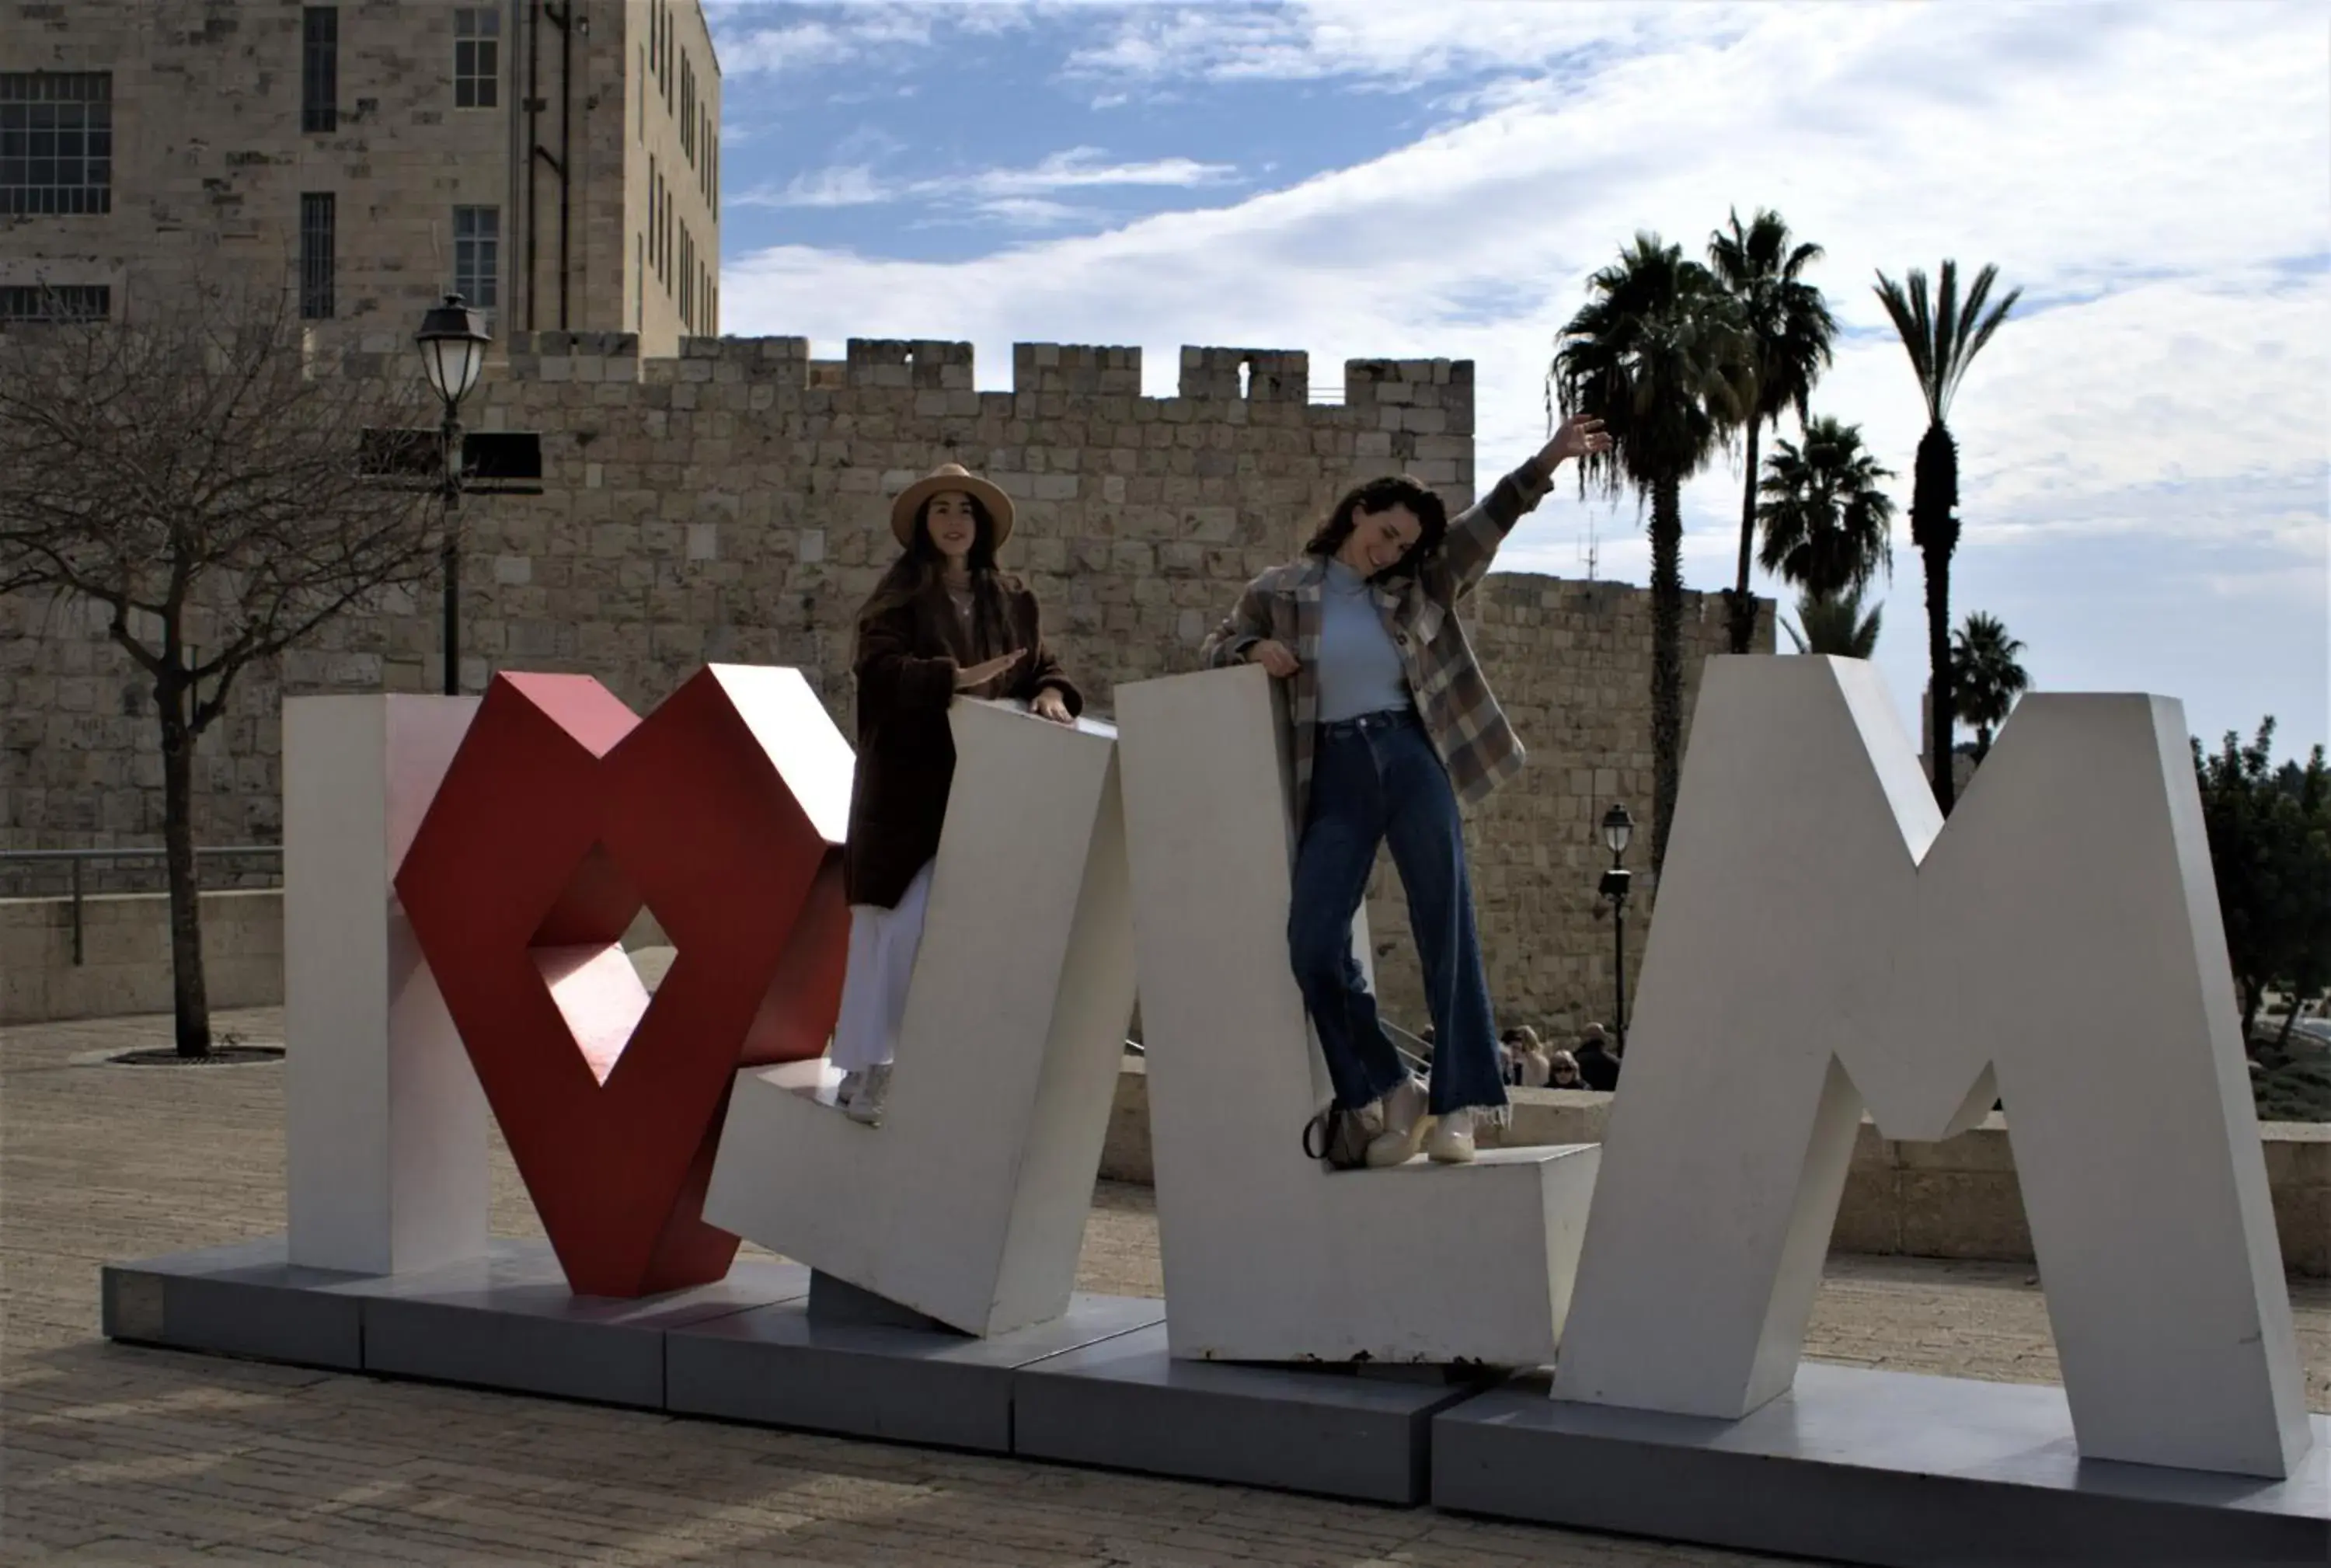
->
<box><xmin>284</xmin><ymin>695</ymin><xmax>490</xmax><ymax>1274</ymax></box>
<box><xmin>1552</xmin><ymin>656</ymin><xmax>2312</xmax><ymax>1479</ymax></box>
<box><xmin>704</xmin><ymin>698</ymin><xmax>1136</xmax><ymax>1336</ymax></box>
<box><xmin>1116</xmin><ymin>666</ymin><xmax>1600</xmax><ymax>1365</ymax></box>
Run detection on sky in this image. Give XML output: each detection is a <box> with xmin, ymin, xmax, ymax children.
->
<box><xmin>701</xmin><ymin>0</ymin><xmax>2331</xmax><ymax>761</ymax></box>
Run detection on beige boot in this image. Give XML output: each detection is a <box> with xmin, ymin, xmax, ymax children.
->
<box><xmin>1364</xmin><ymin>1076</ymin><xmax>1433</xmax><ymax>1168</ymax></box>
<box><xmin>1424</xmin><ymin>1106</ymin><xmax>1476</xmax><ymax>1165</ymax></box>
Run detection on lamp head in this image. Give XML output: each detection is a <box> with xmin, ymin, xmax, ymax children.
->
<box><xmin>415</xmin><ymin>293</ymin><xmax>491</xmax><ymax>408</ymax></box>
<box><xmin>1601</xmin><ymin>801</ymin><xmax>1634</xmax><ymax>861</ymax></box>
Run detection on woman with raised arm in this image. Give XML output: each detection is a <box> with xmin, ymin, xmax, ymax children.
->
<box><xmin>833</xmin><ymin>463</ymin><xmax>1079</xmax><ymax>1125</ymax></box>
<box><xmin>1200</xmin><ymin>416</ymin><xmax>1609</xmax><ymax>1167</ymax></box>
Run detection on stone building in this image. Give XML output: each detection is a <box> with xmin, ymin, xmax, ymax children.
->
<box><xmin>0</xmin><ymin>0</ymin><xmax>720</xmax><ymax>350</ymax></box>
<box><xmin>0</xmin><ymin>325</ymin><xmax>1765</xmax><ymax>1036</ymax></box>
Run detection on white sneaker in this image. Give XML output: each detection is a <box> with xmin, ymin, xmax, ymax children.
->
<box><xmin>845</xmin><ymin>1062</ymin><xmax>891</xmax><ymax>1126</ymax></box>
<box><xmin>1425</xmin><ymin>1107</ymin><xmax>1476</xmax><ymax>1165</ymax></box>
<box><xmin>1364</xmin><ymin>1076</ymin><xmax>1433</xmax><ymax>1168</ymax></box>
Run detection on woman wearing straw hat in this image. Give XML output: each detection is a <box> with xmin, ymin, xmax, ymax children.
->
<box><xmin>831</xmin><ymin>462</ymin><xmax>1080</xmax><ymax>1124</ymax></box>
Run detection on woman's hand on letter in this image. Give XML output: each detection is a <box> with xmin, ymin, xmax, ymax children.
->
<box><xmin>1246</xmin><ymin>639</ymin><xmax>1300</xmax><ymax>679</ymax></box>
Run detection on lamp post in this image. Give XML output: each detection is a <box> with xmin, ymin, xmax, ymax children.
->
<box><xmin>1598</xmin><ymin>803</ymin><xmax>1635</xmax><ymax>1053</ymax></box>
<box><xmin>414</xmin><ymin>294</ymin><xmax>491</xmax><ymax>696</ymax></box>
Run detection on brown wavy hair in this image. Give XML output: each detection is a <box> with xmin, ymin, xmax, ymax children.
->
<box><xmin>1301</xmin><ymin>475</ymin><xmax>1450</xmax><ymax>581</ymax></box>
<box><xmin>855</xmin><ymin>493</ymin><xmax>1010</xmax><ymax>650</ymax></box>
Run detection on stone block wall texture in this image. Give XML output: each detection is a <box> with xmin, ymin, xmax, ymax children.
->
<box><xmin>0</xmin><ymin>888</ymin><xmax>282</xmax><ymax>1026</ymax></box>
<box><xmin>0</xmin><ymin>333</ymin><xmax>1767</xmax><ymax>1035</ymax></box>
<box><xmin>2</xmin><ymin>0</ymin><xmax>714</xmax><ymax>354</ymax></box>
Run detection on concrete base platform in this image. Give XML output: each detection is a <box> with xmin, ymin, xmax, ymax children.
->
<box><xmin>1015</xmin><ymin>1322</ymin><xmax>1498</xmax><ymax>1504</ymax></box>
<box><xmin>103</xmin><ymin>1235</ymin><xmax>810</xmax><ymax>1408</ymax></box>
<box><xmin>666</xmin><ymin>1289</ymin><xmax>1163</xmax><ymax>1453</ymax></box>
<box><xmin>352</xmin><ymin>1241</ymin><xmax>811</xmax><ymax>1409</ymax></box>
<box><xmin>1434</xmin><ymin>1363</ymin><xmax>2331</xmax><ymax>1566</ymax></box>
<box><xmin>103</xmin><ymin>1235</ymin><xmax>372</xmax><ymax>1371</ymax></box>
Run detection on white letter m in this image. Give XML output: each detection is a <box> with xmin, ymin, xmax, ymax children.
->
<box><xmin>1551</xmin><ymin>657</ymin><xmax>2312</xmax><ymax>1479</ymax></box>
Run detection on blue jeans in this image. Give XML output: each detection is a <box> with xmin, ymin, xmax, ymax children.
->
<box><xmin>1287</xmin><ymin>709</ymin><xmax>1506</xmax><ymax>1118</ymax></box>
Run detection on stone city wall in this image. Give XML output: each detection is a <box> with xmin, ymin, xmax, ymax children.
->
<box><xmin>0</xmin><ymin>333</ymin><xmax>1766</xmax><ymax>1033</ymax></box>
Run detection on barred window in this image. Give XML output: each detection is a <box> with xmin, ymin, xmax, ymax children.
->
<box><xmin>453</xmin><ymin>205</ymin><xmax>500</xmax><ymax>312</ymax></box>
<box><xmin>0</xmin><ymin>283</ymin><xmax>110</xmax><ymax>322</ymax></box>
<box><xmin>302</xmin><ymin>8</ymin><xmax>338</xmax><ymax>134</ymax></box>
<box><xmin>298</xmin><ymin>193</ymin><xmax>336</xmax><ymax>319</ymax></box>
<box><xmin>454</xmin><ymin>9</ymin><xmax>500</xmax><ymax>110</ymax></box>
<box><xmin>0</xmin><ymin>73</ymin><xmax>113</xmax><ymax>216</ymax></box>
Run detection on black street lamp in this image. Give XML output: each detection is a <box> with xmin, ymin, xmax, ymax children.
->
<box><xmin>1598</xmin><ymin>802</ymin><xmax>1635</xmax><ymax>1053</ymax></box>
<box><xmin>415</xmin><ymin>294</ymin><xmax>491</xmax><ymax>696</ymax></box>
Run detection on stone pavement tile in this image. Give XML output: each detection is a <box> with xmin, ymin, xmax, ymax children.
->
<box><xmin>5</xmin><ymin>1008</ymin><xmax>2326</xmax><ymax>1567</ymax></box>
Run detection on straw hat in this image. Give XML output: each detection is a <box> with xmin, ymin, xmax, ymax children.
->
<box><xmin>890</xmin><ymin>462</ymin><xmax>1015</xmax><ymax>549</ymax></box>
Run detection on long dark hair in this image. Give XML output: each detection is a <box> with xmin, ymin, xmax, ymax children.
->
<box><xmin>1301</xmin><ymin>474</ymin><xmax>1451</xmax><ymax>581</ymax></box>
<box><xmin>856</xmin><ymin>493</ymin><xmax>1009</xmax><ymax>650</ymax></box>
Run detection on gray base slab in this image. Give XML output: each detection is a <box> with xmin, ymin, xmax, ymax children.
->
<box><xmin>103</xmin><ymin>1235</ymin><xmax>810</xmax><ymax>1409</ymax></box>
<box><xmin>350</xmin><ymin>1240</ymin><xmax>811</xmax><ymax>1409</ymax></box>
<box><xmin>1434</xmin><ymin>1362</ymin><xmax>2331</xmax><ymax>1566</ymax></box>
<box><xmin>103</xmin><ymin>1235</ymin><xmax>371</xmax><ymax>1371</ymax></box>
<box><xmin>667</xmin><ymin>1290</ymin><xmax>1163</xmax><ymax>1454</ymax></box>
<box><xmin>1013</xmin><ymin>1323</ymin><xmax>1498</xmax><ymax>1504</ymax></box>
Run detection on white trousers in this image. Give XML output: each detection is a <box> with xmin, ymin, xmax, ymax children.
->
<box><xmin>829</xmin><ymin>859</ymin><xmax>936</xmax><ymax>1073</ymax></box>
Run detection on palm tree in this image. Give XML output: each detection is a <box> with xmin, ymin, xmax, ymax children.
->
<box><xmin>1873</xmin><ymin>260</ymin><xmax>2020</xmax><ymax>813</ymax></box>
<box><xmin>1754</xmin><ymin>415</ymin><xmax>1895</xmax><ymax>601</ymax></box>
<box><xmin>1553</xmin><ymin>233</ymin><xmax>1751</xmax><ymax>873</ymax></box>
<box><xmin>1781</xmin><ymin>587</ymin><xmax>1883</xmax><ymax>658</ymax></box>
<box><xmin>1709</xmin><ymin>208</ymin><xmax>1836</xmax><ymax>655</ymax></box>
<box><xmin>1949</xmin><ymin>611</ymin><xmax>2030</xmax><ymax>763</ymax></box>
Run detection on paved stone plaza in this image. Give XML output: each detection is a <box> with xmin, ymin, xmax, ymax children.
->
<box><xmin>5</xmin><ymin>1008</ymin><xmax>2327</xmax><ymax>1566</ymax></box>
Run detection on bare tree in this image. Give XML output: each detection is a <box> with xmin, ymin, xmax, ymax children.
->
<box><xmin>0</xmin><ymin>280</ymin><xmax>441</xmax><ymax>1056</ymax></box>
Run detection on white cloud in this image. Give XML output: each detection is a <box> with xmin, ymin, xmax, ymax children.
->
<box><xmin>713</xmin><ymin>5</ymin><xmax>936</xmax><ymax>76</ymax></box>
<box><xmin>733</xmin><ymin>163</ymin><xmax>892</xmax><ymax>209</ymax></box>
<box><xmin>734</xmin><ymin>146</ymin><xmax>1240</xmax><ymax>218</ymax></box>
<box><xmin>963</xmin><ymin>147</ymin><xmax>1239</xmax><ymax>196</ymax></box>
<box><xmin>720</xmin><ymin>0</ymin><xmax>2331</xmax><ymax>751</ymax></box>
<box><xmin>1062</xmin><ymin>1</ymin><xmax>1765</xmax><ymax>86</ymax></box>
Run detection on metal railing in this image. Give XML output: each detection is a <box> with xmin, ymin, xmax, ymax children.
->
<box><xmin>0</xmin><ymin>845</ymin><xmax>284</xmax><ymax>965</ymax></box>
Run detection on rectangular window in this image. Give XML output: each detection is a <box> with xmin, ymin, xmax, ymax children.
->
<box><xmin>638</xmin><ymin>46</ymin><xmax>646</xmax><ymax>140</ymax></box>
<box><xmin>453</xmin><ymin>204</ymin><xmax>500</xmax><ymax>312</ymax></box>
<box><xmin>636</xmin><ymin>232</ymin><xmax>644</xmax><ymax>330</ymax></box>
<box><xmin>0</xmin><ymin>72</ymin><xmax>114</xmax><ymax>216</ymax></box>
<box><xmin>0</xmin><ymin>283</ymin><xmax>110</xmax><ymax>322</ymax></box>
<box><xmin>454</xmin><ymin>9</ymin><xmax>500</xmax><ymax>110</ymax></box>
<box><xmin>298</xmin><ymin>192</ymin><xmax>336</xmax><ymax>319</ymax></box>
<box><xmin>301</xmin><ymin>8</ymin><xmax>337</xmax><ymax>133</ymax></box>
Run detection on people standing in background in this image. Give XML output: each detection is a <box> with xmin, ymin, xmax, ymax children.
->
<box><xmin>1573</xmin><ymin>1023</ymin><xmax>1621</xmax><ymax>1092</ymax></box>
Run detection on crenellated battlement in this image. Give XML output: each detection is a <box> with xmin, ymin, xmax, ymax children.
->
<box><xmin>483</xmin><ymin>333</ymin><xmax>1466</xmax><ymax>419</ymax></box>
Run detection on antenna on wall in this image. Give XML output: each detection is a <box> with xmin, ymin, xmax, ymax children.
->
<box><xmin>1580</xmin><ymin>517</ymin><xmax>1600</xmax><ymax>583</ymax></box>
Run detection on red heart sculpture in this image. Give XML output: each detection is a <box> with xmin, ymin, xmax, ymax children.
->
<box><xmin>395</xmin><ymin>665</ymin><xmax>853</xmax><ymax>1297</ymax></box>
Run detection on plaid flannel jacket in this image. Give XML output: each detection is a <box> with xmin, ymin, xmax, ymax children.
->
<box><xmin>1200</xmin><ymin>456</ymin><xmax>1556</xmax><ymax>828</ymax></box>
